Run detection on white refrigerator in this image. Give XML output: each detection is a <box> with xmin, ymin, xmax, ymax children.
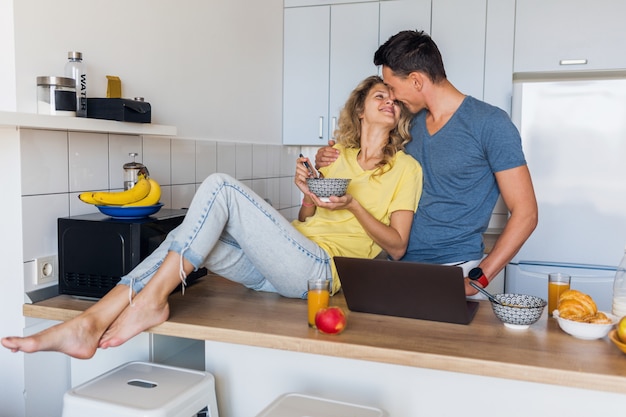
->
<box><xmin>506</xmin><ymin>72</ymin><xmax>626</xmax><ymax>311</ymax></box>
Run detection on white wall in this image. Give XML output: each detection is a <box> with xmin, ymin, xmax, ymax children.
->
<box><xmin>13</xmin><ymin>0</ymin><xmax>284</xmax><ymax>142</ymax></box>
<box><xmin>0</xmin><ymin>0</ymin><xmax>16</xmax><ymax>111</ymax></box>
<box><xmin>0</xmin><ymin>129</ymin><xmax>26</xmax><ymax>417</ymax></box>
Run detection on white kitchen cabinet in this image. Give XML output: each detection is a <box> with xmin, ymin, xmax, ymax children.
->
<box><xmin>514</xmin><ymin>0</ymin><xmax>626</xmax><ymax>73</ymax></box>
<box><xmin>379</xmin><ymin>0</ymin><xmax>432</xmax><ymax>45</ymax></box>
<box><xmin>285</xmin><ymin>0</ymin><xmax>376</xmax><ymax>6</ymax></box>
<box><xmin>283</xmin><ymin>0</ymin><xmax>516</xmax><ymax>139</ymax></box>
<box><xmin>483</xmin><ymin>0</ymin><xmax>515</xmax><ymax>114</ymax></box>
<box><xmin>430</xmin><ymin>0</ymin><xmax>515</xmax><ymax>114</ymax></box>
<box><xmin>283</xmin><ymin>2</ymin><xmax>379</xmax><ymax>145</ymax></box>
<box><xmin>329</xmin><ymin>3</ymin><xmax>380</xmax><ymax>141</ymax></box>
<box><xmin>431</xmin><ymin>0</ymin><xmax>487</xmax><ymax>101</ymax></box>
<box><xmin>283</xmin><ymin>6</ymin><xmax>329</xmax><ymax>146</ymax></box>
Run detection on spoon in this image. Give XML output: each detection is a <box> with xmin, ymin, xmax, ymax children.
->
<box><xmin>299</xmin><ymin>153</ymin><xmax>319</xmax><ymax>178</ymax></box>
<box><xmin>469</xmin><ymin>281</ymin><xmax>528</xmax><ymax>308</ymax></box>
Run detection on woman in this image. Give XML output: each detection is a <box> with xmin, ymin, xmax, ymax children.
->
<box><xmin>2</xmin><ymin>76</ymin><xmax>423</xmax><ymax>359</ymax></box>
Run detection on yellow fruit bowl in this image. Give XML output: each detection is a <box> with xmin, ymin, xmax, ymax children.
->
<box><xmin>609</xmin><ymin>329</ymin><xmax>626</xmax><ymax>355</ymax></box>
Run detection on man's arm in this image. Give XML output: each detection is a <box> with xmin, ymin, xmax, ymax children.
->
<box><xmin>466</xmin><ymin>165</ymin><xmax>538</xmax><ymax>292</ymax></box>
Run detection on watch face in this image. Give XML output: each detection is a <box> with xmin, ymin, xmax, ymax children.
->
<box><xmin>469</xmin><ymin>267</ymin><xmax>483</xmax><ymax>280</ymax></box>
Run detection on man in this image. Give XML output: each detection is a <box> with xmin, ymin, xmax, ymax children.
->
<box><xmin>316</xmin><ymin>30</ymin><xmax>538</xmax><ymax>296</ymax></box>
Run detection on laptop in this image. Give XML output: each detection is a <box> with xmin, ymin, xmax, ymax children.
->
<box><xmin>334</xmin><ymin>256</ymin><xmax>479</xmax><ymax>325</ymax></box>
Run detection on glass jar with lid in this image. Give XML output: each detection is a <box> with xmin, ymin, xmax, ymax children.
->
<box><xmin>123</xmin><ymin>153</ymin><xmax>150</xmax><ymax>190</ymax></box>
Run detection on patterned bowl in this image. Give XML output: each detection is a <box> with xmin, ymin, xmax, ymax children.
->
<box><xmin>490</xmin><ymin>293</ymin><xmax>547</xmax><ymax>329</ymax></box>
<box><xmin>306</xmin><ymin>178</ymin><xmax>351</xmax><ymax>202</ymax></box>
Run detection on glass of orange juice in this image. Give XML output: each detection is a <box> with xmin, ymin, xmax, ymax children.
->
<box><xmin>307</xmin><ymin>279</ymin><xmax>330</xmax><ymax>327</ymax></box>
<box><xmin>548</xmin><ymin>273</ymin><xmax>571</xmax><ymax>316</ymax></box>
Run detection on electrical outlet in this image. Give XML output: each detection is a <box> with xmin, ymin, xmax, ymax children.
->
<box><xmin>34</xmin><ymin>255</ymin><xmax>58</xmax><ymax>285</ymax></box>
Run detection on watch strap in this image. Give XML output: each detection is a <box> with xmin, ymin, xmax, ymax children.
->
<box><xmin>469</xmin><ymin>267</ymin><xmax>489</xmax><ymax>288</ymax></box>
<box><xmin>476</xmin><ymin>274</ymin><xmax>489</xmax><ymax>288</ymax></box>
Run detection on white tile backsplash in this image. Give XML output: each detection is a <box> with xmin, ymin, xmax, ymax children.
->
<box><xmin>69</xmin><ymin>192</ymin><xmax>99</xmax><ymax>216</ymax></box>
<box><xmin>280</xmin><ymin>146</ymin><xmax>300</xmax><ymax>176</ymax></box>
<box><xmin>279</xmin><ymin>176</ymin><xmax>296</xmax><ymax>209</ymax></box>
<box><xmin>21</xmin><ymin>194</ymin><xmax>68</xmax><ymax>261</ymax></box>
<box><xmin>20</xmin><ymin>129</ymin><xmax>69</xmax><ymax>195</ymax></box>
<box><xmin>267</xmin><ymin>178</ymin><xmax>281</xmax><ymax>211</ymax></box>
<box><xmin>235</xmin><ymin>143</ymin><xmax>253</xmax><ymax>180</ymax></box>
<box><xmin>216</xmin><ymin>142</ymin><xmax>236</xmax><ymax>177</ymax></box>
<box><xmin>171</xmin><ymin>184</ymin><xmax>196</xmax><ymax>209</ymax></box>
<box><xmin>196</xmin><ymin>140</ymin><xmax>217</xmax><ymax>182</ymax></box>
<box><xmin>252</xmin><ymin>144</ymin><xmax>269</xmax><ymax>178</ymax></box>
<box><xmin>69</xmin><ymin>131</ymin><xmax>109</xmax><ymax>192</ymax></box>
<box><xmin>171</xmin><ymin>139</ymin><xmax>196</xmax><ymax>185</ymax></box>
<box><xmin>267</xmin><ymin>144</ymin><xmax>282</xmax><ymax>177</ymax></box>
<box><xmin>108</xmin><ymin>134</ymin><xmax>143</xmax><ymax>191</ymax></box>
<box><xmin>143</xmin><ymin>136</ymin><xmax>172</xmax><ymax>186</ymax></box>
<box><xmin>159</xmin><ymin>185</ymin><xmax>173</xmax><ymax>209</ymax></box>
<box><xmin>20</xmin><ymin>129</ymin><xmax>301</xmax><ymax>291</ymax></box>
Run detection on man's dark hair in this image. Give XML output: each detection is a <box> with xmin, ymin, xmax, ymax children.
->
<box><xmin>374</xmin><ymin>30</ymin><xmax>447</xmax><ymax>82</ymax></box>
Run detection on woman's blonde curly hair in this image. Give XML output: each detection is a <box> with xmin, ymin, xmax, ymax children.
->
<box><xmin>333</xmin><ymin>75</ymin><xmax>413</xmax><ymax>177</ymax></box>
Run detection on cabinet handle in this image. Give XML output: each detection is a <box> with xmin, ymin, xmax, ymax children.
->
<box><xmin>559</xmin><ymin>59</ymin><xmax>588</xmax><ymax>66</ymax></box>
<box><xmin>318</xmin><ymin>116</ymin><xmax>324</xmax><ymax>139</ymax></box>
<box><xmin>331</xmin><ymin>117</ymin><xmax>337</xmax><ymax>139</ymax></box>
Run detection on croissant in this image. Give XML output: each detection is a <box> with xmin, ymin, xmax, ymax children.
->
<box><xmin>585</xmin><ymin>311</ymin><xmax>613</xmax><ymax>324</ymax></box>
<box><xmin>557</xmin><ymin>289</ymin><xmax>598</xmax><ymax>321</ymax></box>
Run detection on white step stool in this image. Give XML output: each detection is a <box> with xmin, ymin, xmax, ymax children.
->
<box><xmin>61</xmin><ymin>361</ymin><xmax>218</xmax><ymax>417</ymax></box>
<box><xmin>255</xmin><ymin>393</ymin><xmax>385</xmax><ymax>417</ymax></box>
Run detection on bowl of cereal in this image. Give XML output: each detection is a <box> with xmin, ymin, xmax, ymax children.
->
<box><xmin>306</xmin><ymin>178</ymin><xmax>351</xmax><ymax>202</ymax></box>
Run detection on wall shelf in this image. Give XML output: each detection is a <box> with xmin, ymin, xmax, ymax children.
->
<box><xmin>0</xmin><ymin>111</ymin><xmax>176</xmax><ymax>136</ymax></box>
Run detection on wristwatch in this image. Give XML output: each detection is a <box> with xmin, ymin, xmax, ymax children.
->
<box><xmin>469</xmin><ymin>267</ymin><xmax>489</xmax><ymax>288</ymax></box>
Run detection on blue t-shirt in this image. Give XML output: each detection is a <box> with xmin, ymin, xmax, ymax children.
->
<box><xmin>402</xmin><ymin>96</ymin><xmax>526</xmax><ymax>264</ymax></box>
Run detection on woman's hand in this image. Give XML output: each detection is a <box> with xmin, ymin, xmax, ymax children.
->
<box><xmin>294</xmin><ymin>156</ymin><xmax>315</xmax><ymax>195</ymax></box>
<box><xmin>306</xmin><ymin>192</ymin><xmax>354</xmax><ymax>211</ymax></box>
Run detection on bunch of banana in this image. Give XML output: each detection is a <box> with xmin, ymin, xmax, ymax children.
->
<box><xmin>79</xmin><ymin>174</ymin><xmax>162</xmax><ymax>206</ymax></box>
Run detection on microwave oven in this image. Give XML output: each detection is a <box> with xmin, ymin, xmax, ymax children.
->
<box><xmin>58</xmin><ymin>209</ymin><xmax>207</xmax><ymax>298</ymax></box>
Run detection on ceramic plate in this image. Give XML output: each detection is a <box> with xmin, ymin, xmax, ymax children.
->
<box><xmin>96</xmin><ymin>203</ymin><xmax>163</xmax><ymax>219</ymax></box>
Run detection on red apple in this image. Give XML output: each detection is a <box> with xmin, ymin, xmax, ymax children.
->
<box><xmin>315</xmin><ymin>307</ymin><xmax>347</xmax><ymax>334</ymax></box>
<box><xmin>618</xmin><ymin>316</ymin><xmax>626</xmax><ymax>343</ymax></box>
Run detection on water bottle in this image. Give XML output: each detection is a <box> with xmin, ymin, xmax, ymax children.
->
<box><xmin>64</xmin><ymin>51</ymin><xmax>87</xmax><ymax>117</ymax></box>
<box><xmin>612</xmin><ymin>246</ymin><xmax>626</xmax><ymax>318</ymax></box>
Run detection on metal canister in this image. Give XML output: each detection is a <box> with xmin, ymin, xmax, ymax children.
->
<box><xmin>36</xmin><ymin>76</ymin><xmax>76</xmax><ymax>116</ymax></box>
<box><xmin>123</xmin><ymin>153</ymin><xmax>149</xmax><ymax>190</ymax></box>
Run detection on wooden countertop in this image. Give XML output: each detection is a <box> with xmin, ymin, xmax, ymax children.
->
<box><xmin>24</xmin><ymin>274</ymin><xmax>626</xmax><ymax>395</ymax></box>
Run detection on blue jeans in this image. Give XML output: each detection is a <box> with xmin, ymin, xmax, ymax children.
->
<box><xmin>118</xmin><ymin>173</ymin><xmax>333</xmax><ymax>299</ymax></box>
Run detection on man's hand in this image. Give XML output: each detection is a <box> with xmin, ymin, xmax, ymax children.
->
<box><xmin>315</xmin><ymin>140</ymin><xmax>339</xmax><ymax>170</ymax></box>
<box><xmin>464</xmin><ymin>277</ymin><xmax>480</xmax><ymax>296</ymax></box>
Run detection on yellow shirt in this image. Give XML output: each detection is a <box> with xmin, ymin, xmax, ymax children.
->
<box><xmin>292</xmin><ymin>145</ymin><xmax>423</xmax><ymax>293</ymax></box>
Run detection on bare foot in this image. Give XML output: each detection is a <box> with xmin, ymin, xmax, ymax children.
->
<box><xmin>1</xmin><ymin>315</ymin><xmax>102</xmax><ymax>359</ymax></box>
<box><xmin>99</xmin><ymin>297</ymin><xmax>170</xmax><ymax>349</ymax></box>
<box><xmin>99</xmin><ymin>250</ymin><xmax>193</xmax><ymax>349</ymax></box>
<box><xmin>2</xmin><ymin>285</ymin><xmax>132</xmax><ymax>358</ymax></box>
